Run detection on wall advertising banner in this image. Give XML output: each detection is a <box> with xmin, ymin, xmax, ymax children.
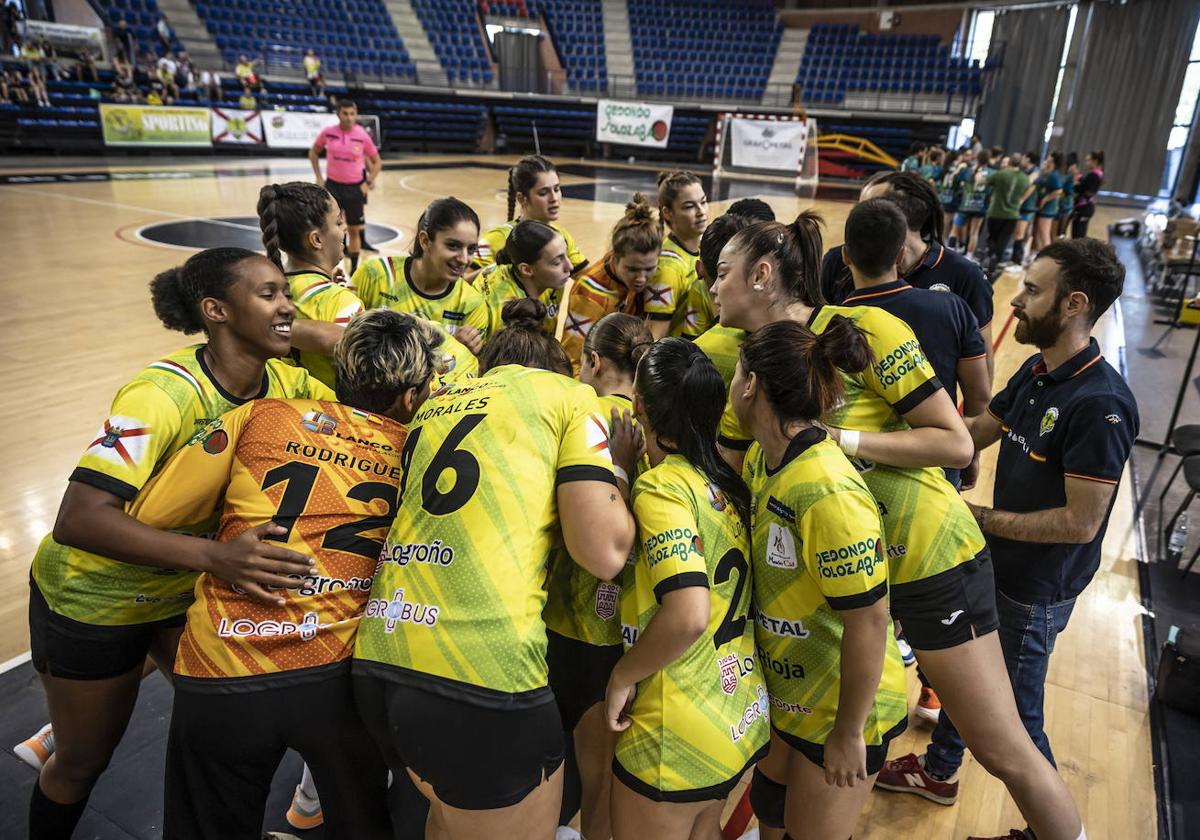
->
<box><xmin>728</xmin><ymin>117</ymin><xmax>809</xmax><ymax>172</ymax></box>
<box><xmin>212</xmin><ymin>108</ymin><xmax>264</xmax><ymax>145</ymax></box>
<box><xmin>100</xmin><ymin>104</ymin><xmax>212</xmax><ymax>147</ymax></box>
<box><xmin>595</xmin><ymin>99</ymin><xmax>673</xmax><ymax>148</ymax></box>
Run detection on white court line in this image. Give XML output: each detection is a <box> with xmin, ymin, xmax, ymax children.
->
<box><xmin>5</xmin><ymin>184</ymin><xmax>405</xmax><ymax>250</ymax></box>
<box><xmin>0</xmin><ymin>650</ymin><xmax>31</xmax><ymax>675</ymax></box>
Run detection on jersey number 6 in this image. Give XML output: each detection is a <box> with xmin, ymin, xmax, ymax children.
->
<box><xmin>399</xmin><ymin>414</ymin><xmax>485</xmax><ymax>516</ymax></box>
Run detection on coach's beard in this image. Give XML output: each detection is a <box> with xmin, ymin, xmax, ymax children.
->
<box><xmin>1014</xmin><ymin>309</ymin><xmax>1064</xmax><ymax>348</ymax></box>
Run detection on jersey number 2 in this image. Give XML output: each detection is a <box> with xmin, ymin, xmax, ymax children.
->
<box><xmin>261</xmin><ymin>461</ymin><xmax>397</xmax><ymax>559</ymax></box>
<box><xmin>713</xmin><ymin>548</ymin><xmax>749</xmax><ymax>649</ymax></box>
<box><xmin>399</xmin><ymin>414</ymin><xmax>485</xmax><ymax>515</ymax></box>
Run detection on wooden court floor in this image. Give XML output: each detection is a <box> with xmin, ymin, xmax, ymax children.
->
<box><xmin>0</xmin><ymin>155</ymin><xmax>1152</xmax><ymax>839</ymax></box>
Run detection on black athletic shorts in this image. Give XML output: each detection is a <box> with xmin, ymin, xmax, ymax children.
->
<box><xmin>776</xmin><ymin>718</ymin><xmax>907</xmax><ymax>776</ymax></box>
<box><xmin>325</xmin><ymin>177</ymin><xmax>366</xmax><ymax>226</ymax></box>
<box><xmin>166</xmin><ymin>667</ymin><xmax>391</xmax><ymax>840</ymax></box>
<box><xmin>353</xmin><ymin>670</ymin><xmax>565</xmax><ymax>811</ymax></box>
<box><xmin>888</xmin><ymin>549</ymin><xmax>999</xmax><ymax>651</ymax></box>
<box><xmin>28</xmin><ymin>575</ymin><xmax>186</xmax><ymax>680</ymax></box>
<box><xmin>546</xmin><ymin>629</ymin><xmax>623</xmax><ymax>732</ymax></box>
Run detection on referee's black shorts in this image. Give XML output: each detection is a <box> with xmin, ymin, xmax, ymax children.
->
<box><xmin>325</xmin><ymin>177</ymin><xmax>366</xmax><ymax>226</ymax></box>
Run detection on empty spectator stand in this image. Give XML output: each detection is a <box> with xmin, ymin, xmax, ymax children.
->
<box><xmin>94</xmin><ymin>0</ymin><xmax>184</xmax><ymax>57</ymax></box>
<box><xmin>798</xmin><ymin>23</ymin><xmax>985</xmax><ymax>111</ymax></box>
<box><xmin>411</xmin><ymin>0</ymin><xmax>494</xmax><ymax>85</ymax></box>
<box><xmin>191</xmin><ymin>0</ymin><xmax>415</xmax><ymax>81</ymax></box>
<box><xmin>356</xmin><ymin>90</ymin><xmax>487</xmax><ymax>151</ymax></box>
<box><xmin>537</xmin><ymin>0</ymin><xmax>606</xmax><ymax>94</ymax></box>
<box><xmin>629</xmin><ymin>0</ymin><xmax>781</xmax><ymax>101</ymax></box>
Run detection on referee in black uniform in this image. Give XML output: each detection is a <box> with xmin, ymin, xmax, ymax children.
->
<box><xmin>880</xmin><ymin>238</ymin><xmax>1138</xmax><ymax>817</ymax></box>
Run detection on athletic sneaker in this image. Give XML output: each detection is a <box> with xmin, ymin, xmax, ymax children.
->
<box><xmin>874</xmin><ymin>753</ymin><xmax>958</xmax><ymax>805</ymax></box>
<box><xmin>897</xmin><ymin>638</ymin><xmax>916</xmax><ymax>667</ymax></box>
<box><xmin>285</xmin><ymin>785</ymin><xmax>323</xmax><ymax>830</ymax></box>
<box><xmin>916</xmin><ymin>686</ymin><xmax>942</xmax><ymax>724</ymax></box>
<box><xmin>13</xmin><ymin>724</ymin><xmax>54</xmax><ymax>771</ymax></box>
<box><xmin>555</xmin><ymin>828</ymin><xmax>582</xmax><ymax>840</ymax></box>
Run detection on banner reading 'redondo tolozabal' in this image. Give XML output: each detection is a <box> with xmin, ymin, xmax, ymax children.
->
<box><xmin>100</xmin><ymin>104</ymin><xmax>212</xmax><ymax>147</ymax></box>
<box><xmin>595</xmin><ymin>99</ymin><xmax>673</xmax><ymax>148</ymax></box>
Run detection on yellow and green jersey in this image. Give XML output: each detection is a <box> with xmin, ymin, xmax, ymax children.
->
<box><xmin>709</xmin><ymin>306</ymin><xmax>984</xmax><ymax>586</ymax></box>
<box><xmin>808</xmin><ymin>305</ymin><xmax>986</xmax><ymax>585</ymax></box>
<box><xmin>694</xmin><ymin>325</ymin><xmax>750</xmax><ymax>451</ymax></box>
<box><xmin>476</xmin><ymin>263</ymin><xmax>563</xmax><ymax>341</ymax></box>
<box><xmin>31</xmin><ymin>345</ymin><xmax>333</xmax><ymax>626</ymax></box>
<box><xmin>285</xmin><ymin>270</ymin><xmax>365</xmax><ymax>388</ymax></box>
<box><xmin>354</xmin><ymin>366</ymin><xmax>616</xmax><ymax>706</ymax></box>
<box><xmin>350</xmin><ymin>255</ymin><xmax>489</xmax><ymax>338</ymax></box>
<box><xmin>615</xmin><ymin>455</ymin><xmax>769</xmax><ymax>797</ymax></box>
<box><xmin>646</xmin><ymin>234</ymin><xmax>697</xmax><ymax>337</ymax></box>
<box><xmin>665</xmin><ymin>234</ymin><xmax>715</xmax><ymax>338</ymax></box>
<box><xmin>472</xmin><ymin>219</ymin><xmax>588</xmax><ymax>273</ymax></box>
<box><xmin>543</xmin><ymin>393</ymin><xmax>637</xmax><ymax>648</ymax></box>
<box><xmin>743</xmin><ymin>432</ymin><xmax>907</xmax><ymax>747</ymax></box>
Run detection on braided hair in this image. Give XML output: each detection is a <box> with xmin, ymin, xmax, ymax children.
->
<box><xmin>257</xmin><ymin>181</ymin><xmax>332</xmax><ymax>270</ymax></box>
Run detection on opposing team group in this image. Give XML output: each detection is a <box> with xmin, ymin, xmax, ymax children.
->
<box><xmin>24</xmin><ymin>153</ymin><xmax>1134</xmax><ymax>840</ymax></box>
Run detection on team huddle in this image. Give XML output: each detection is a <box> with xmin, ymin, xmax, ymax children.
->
<box><xmin>24</xmin><ymin>153</ymin><xmax>1137</xmax><ymax>840</ymax></box>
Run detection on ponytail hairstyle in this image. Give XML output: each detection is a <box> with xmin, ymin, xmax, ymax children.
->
<box><xmin>583</xmin><ymin>312</ymin><xmax>653</xmax><ymax>378</ymax></box>
<box><xmin>410</xmin><ymin>196</ymin><xmax>480</xmax><ymax>259</ymax></box>
<box><xmin>863</xmin><ymin>170</ymin><xmax>945</xmax><ymax>243</ymax></box>
<box><xmin>636</xmin><ymin>338</ymin><xmax>751</xmax><ymax>528</ymax></box>
<box><xmin>739</xmin><ymin>317</ymin><xmax>873</xmax><ymax>433</ymax></box>
<box><xmin>728</xmin><ymin>211</ymin><xmax>825</xmax><ymax>306</ymax></box>
<box><xmin>656</xmin><ymin>170</ymin><xmax>702</xmax><ymax>216</ymax></box>
<box><xmin>478</xmin><ymin>298</ymin><xmax>571</xmax><ymax>375</ymax></box>
<box><xmin>334</xmin><ymin>309</ymin><xmax>440</xmax><ymax>415</ymax></box>
<box><xmin>699</xmin><ymin>212</ymin><xmax>759</xmax><ymax>280</ymax></box>
<box><xmin>495</xmin><ymin>219</ymin><xmax>560</xmax><ymax>267</ymax></box>
<box><xmin>149</xmin><ymin>247</ymin><xmax>263</xmax><ymax>335</ymax></box>
<box><xmin>257</xmin><ymin>181</ymin><xmax>332</xmax><ymax>270</ymax></box>
<box><xmin>610</xmin><ymin>192</ymin><xmax>662</xmax><ymax>258</ymax></box>
<box><xmin>507</xmin><ymin>154</ymin><xmax>556</xmax><ymax>220</ymax></box>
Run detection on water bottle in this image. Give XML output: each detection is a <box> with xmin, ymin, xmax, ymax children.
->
<box><xmin>1167</xmin><ymin>511</ymin><xmax>1190</xmax><ymax>564</ymax></box>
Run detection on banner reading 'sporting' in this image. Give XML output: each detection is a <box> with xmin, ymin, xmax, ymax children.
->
<box><xmin>595</xmin><ymin>99</ymin><xmax>673</xmax><ymax>148</ymax></box>
<box><xmin>728</xmin><ymin>118</ymin><xmax>810</xmax><ymax>172</ymax></box>
<box><xmin>100</xmin><ymin>104</ymin><xmax>212</xmax><ymax>147</ymax></box>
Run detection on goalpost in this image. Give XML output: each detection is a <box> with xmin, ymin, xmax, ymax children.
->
<box><xmin>712</xmin><ymin>113</ymin><xmax>820</xmax><ymax>198</ymax></box>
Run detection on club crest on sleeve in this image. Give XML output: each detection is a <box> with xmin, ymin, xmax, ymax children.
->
<box><xmin>302</xmin><ymin>411</ymin><xmax>339</xmax><ymax>435</ymax></box>
<box><xmin>86</xmin><ymin>416</ymin><xmax>152</xmax><ymax>467</ymax></box>
<box><xmin>1105</xmin><ymin>414</ymin><xmax>1122</xmax><ymax>425</ymax></box>
<box><xmin>594</xmin><ymin>582</ymin><xmax>619</xmax><ymax>621</ymax></box>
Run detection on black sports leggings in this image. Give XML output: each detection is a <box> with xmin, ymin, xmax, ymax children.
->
<box><xmin>164</xmin><ymin>673</ymin><xmax>392</xmax><ymax>840</ymax></box>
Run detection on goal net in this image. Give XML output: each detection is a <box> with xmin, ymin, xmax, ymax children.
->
<box><xmin>712</xmin><ymin>113</ymin><xmax>819</xmax><ymax>198</ymax></box>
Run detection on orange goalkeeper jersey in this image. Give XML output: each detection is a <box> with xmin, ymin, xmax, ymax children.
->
<box><xmin>129</xmin><ymin>398</ymin><xmax>407</xmax><ymax>689</ymax></box>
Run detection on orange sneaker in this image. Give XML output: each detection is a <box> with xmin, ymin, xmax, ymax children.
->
<box><xmin>13</xmin><ymin>724</ymin><xmax>54</xmax><ymax>771</ymax></box>
<box><xmin>916</xmin><ymin>686</ymin><xmax>942</xmax><ymax>724</ymax></box>
<box><xmin>285</xmin><ymin>785</ymin><xmax>323</xmax><ymax>830</ymax></box>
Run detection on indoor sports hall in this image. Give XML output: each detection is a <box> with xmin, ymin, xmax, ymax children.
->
<box><xmin>0</xmin><ymin>1</ymin><xmax>1196</xmax><ymax>839</ymax></box>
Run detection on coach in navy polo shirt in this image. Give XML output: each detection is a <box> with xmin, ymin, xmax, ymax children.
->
<box><xmin>839</xmin><ymin>198</ymin><xmax>991</xmax><ymax>488</ymax></box>
<box><xmin>876</xmin><ymin>238</ymin><xmax>1138</xmax><ymax>821</ymax></box>
<box><xmin>819</xmin><ymin>172</ymin><xmax>995</xmax><ymax>373</ymax></box>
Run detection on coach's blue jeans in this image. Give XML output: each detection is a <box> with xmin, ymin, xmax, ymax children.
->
<box><xmin>923</xmin><ymin>589</ymin><xmax>1078</xmax><ymax>778</ymax></box>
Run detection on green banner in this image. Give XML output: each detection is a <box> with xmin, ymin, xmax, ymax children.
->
<box><xmin>100</xmin><ymin>104</ymin><xmax>212</xmax><ymax>147</ymax></box>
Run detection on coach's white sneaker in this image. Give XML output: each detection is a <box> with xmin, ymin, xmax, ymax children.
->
<box><xmin>13</xmin><ymin>723</ymin><xmax>54</xmax><ymax>771</ymax></box>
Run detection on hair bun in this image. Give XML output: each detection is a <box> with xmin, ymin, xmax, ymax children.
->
<box><xmin>500</xmin><ymin>297</ymin><xmax>548</xmax><ymax>331</ymax></box>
